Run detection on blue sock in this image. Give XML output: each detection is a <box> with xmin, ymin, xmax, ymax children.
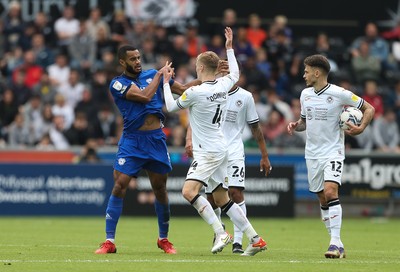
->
<box><xmin>105</xmin><ymin>195</ymin><xmax>123</xmax><ymax>240</ymax></box>
<box><xmin>154</xmin><ymin>199</ymin><xmax>170</xmax><ymax>239</ymax></box>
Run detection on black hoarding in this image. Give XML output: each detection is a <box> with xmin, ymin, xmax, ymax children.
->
<box><xmin>123</xmin><ymin>165</ymin><xmax>294</xmax><ymax>217</ymax></box>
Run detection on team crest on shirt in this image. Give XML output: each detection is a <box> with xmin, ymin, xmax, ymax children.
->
<box><xmin>306</xmin><ymin>107</ymin><xmax>313</xmax><ymax>120</ymax></box>
<box><xmin>236</xmin><ymin>100</ymin><xmax>243</xmax><ymax>107</ymax></box>
<box><xmin>326</xmin><ymin>96</ymin><xmax>333</xmax><ymax>103</ymax></box>
<box><xmin>118</xmin><ymin>158</ymin><xmax>126</xmax><ymax>165</ymax></box>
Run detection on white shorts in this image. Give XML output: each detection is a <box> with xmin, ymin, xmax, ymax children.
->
<box><xmin>306</xmin><ymin>157</ymin><xmax>344</xmax><ymax>193</ymax></box>
<box><xmin>187</xmin><ymin>150</ymin><xmax>229</xmax><ymax>193</ymax></box>
<box><xmin>227</xmin><ymin>159</ymin><xmax>245</xmax><ymax>188</ymax></box>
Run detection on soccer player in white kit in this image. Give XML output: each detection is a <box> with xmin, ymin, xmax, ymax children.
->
<box><xmin>162</xmin><ymin>27</ymin><xmax>267</xmax><ymax>256</ymax></box>
<box><xmin>186</xmin><ymin>60</ymin><xmax>272</xmax><ymax>253</ymax></box>
<box><xmin>287</xmin><ymin>54</ymin><xmax>375</xmax><ymax>258</ymax></box>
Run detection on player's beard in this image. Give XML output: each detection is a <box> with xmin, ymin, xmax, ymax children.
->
<box><xmin>126</xmin><ymin>64</ymin><xmax>140</xmax><ymax>75</ymax></box>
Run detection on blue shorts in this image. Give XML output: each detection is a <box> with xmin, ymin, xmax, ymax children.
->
<box><xmin>114</xmin><ymin>128</ymin><xmax>172</xmax><ymax>177</ymax></box>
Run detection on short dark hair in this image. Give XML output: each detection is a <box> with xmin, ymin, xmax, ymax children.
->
<box><xmin>304</xmin><ymin>54</ymin><xmax>330</xmax><ymax>74</ymax></box>
<box><xmin>118</xmin><ymin>45</ymin><xmax>138</xmax><ymax>60</ymax></box>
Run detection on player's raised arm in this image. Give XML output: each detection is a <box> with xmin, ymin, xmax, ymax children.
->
<box><xmin>162</xmin><ymin>64</ymin><xmax>181</xmax><ymax>112</ymax></box>
<box><xmin>225</xmin><ymin>27</ymin><xmax>239</xmax><ymax>83</ymax></box>
<box><xmin>125</xmin><ymin>62</ymin><xmax>172</xmax><ymax>103</ymax></box>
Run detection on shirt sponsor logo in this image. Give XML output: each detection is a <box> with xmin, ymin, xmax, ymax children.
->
<box><xmin>181</xmin><ymin>92</ymin><xmax>187</xmax><ymax>101</ymax></box>
<box><xmin>112</xmin><ymin>81</ymin><xmax>122</xmax><ymax>91</ymax></box>
<box><xmin>351</xmin><ymin>94</ymin><xmax>359</xmax><ymax>102</ymax></box>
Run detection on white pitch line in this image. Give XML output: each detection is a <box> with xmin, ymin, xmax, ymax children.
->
<box><xmin>1</xmin><ymin>259</ymin><xmax>400</xmax><ymax>264</ymax></box>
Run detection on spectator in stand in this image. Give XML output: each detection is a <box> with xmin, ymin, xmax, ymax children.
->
<box><xmin>110</xmin><ymin>10</ymin><xmax>131</xmax><ymax>47</ymax></box>
<box><xmin>32</xmin><ymin>12</ymin><xmax>55</xmax><ymax>48</ymax></box>
<box><xmin>95</xmin><ymin>25</ymin><xmax>115</xmax><ymax>67</ymax></box>
<box><xmin>350</xmin><ymin>22</ymin><xmax>392</xmax><ymax>71</ymax></box>
<box><xmin>35</xmin><ymin>133</ymin><xmax>55</xmax><ymax>150</ymax></box>
<box><xmin>1</xmin><ymin>46</ymin><xmax>23</xmax><ymax>78</ymax></box>
<box><xmin>75</xmin><ymin>87</ymin><xmax>99</xmax><ymax>122</ymax></box>
<box><xmin>170</xmin><ymin>34</ymin><xmax>191</xmax><ymax>69</ymax></box>
<box><xmin>234</xmin><ymin>27</ymin><xmax>255</xmax><ymax>64</ymax></box>
<box><xmin>7</xmin><ymin>112</ymin><xmax>34</xmax><ymax>148</ymax></box>
<box><xmin>212</xmin><ymin>8</ymin><xmax>238</xmax><ymax>36</ymax></box>
<box><xmin>51</xmin><ymin>93</ymin><xmax>74</xmax><ymax>129</ymax></box>
<box><xmin>241</xmin><ymin>55</ymin><xmax>268</xmax><ymax>91</ymax></box>
<box><xmin>57</xmin><ymin>69</ymin><xmax>85</xmax><ymax>109</ymax></box>
<box><xmin>265</xmin><ymin>88</ymin><xmax>294</xmax><ymax>121</ymax></box>
<box><xmin>9</xmin><ymin>69</ymin><xmax>32</xmax><ymax>106</ymax></box>
<box><xmin>31</xmin><ymin>33</ymin><xmax>55</xmax><ymax>69</ymax></box>
<box><xmin>255</xmin><ymin>47</ymin><xmax>272</xmax><ymax>83</ymax></box>
<box><xmin>246</xmin><ymin>13</ymin><xmax>267</xmax><ymax>50</ymax></box>
<box><xmin>372</xmin><ymin>108</ymin><xmax>400</xmax><ymax>153</ymax></box>
<box><xmin>0</xmin><ymin>89</ymin><xmax>19</xmax><ymax>135</ymax></box>
<box><xmin>68</xmin><ymin>20</ymin><xmax>97</xmax><ymax>79</ymax></box>
<box><xmin>2</xmin><ymin>0</ymin><xmax>25</xmax><ymax>52</ymax></box>
<box><xmin>126</xmin><ymin>19</ymin><xmax>148</xmax><ymax>49</ymax></box>
<box><xmin>86</xmin><ymin>7</ymin><xmax>110</xmax><ymax>42</ymax></box>
<box><xmin>206</xmin><ymin>34</ymin><xmax>225</xmax><ymax>58</ymax></box>
<box><xmin>166</xmin><ymin>125</ymin><xmax>186</xmax><ymax>147</ymax></box>
<box><xmin>90</xmin><ymin>69</ymin><xmax>112</xmax><ymax>105</ymax></box>
<box><xmin>140</xmin><ymin>37</ymin><xmax>159</xmax><ymax>70</ymax></box>
<box><xmin>34</xmin><ymin>103</ymin><xmax>54</xmax><ymax>143</ymax></box>
<box><xmin>385</xmin><ymin>80</ymin><xmax>400</xmax><ymax>127</ymax></box>
<box><xmin>33</xmin><ymin>71</ymin><xmax>57</xmax><ymax>104</ymax></box>
<box><xmin>262</xmin><ymin>107</ymin><xmax>287</xmax><ymax>146</ymax></box>
<box><xmin>272</xmin><ymin>15</ymin><xmax>293</xmax><ymax>41</ymax></box>
<box><xmin>361</xmin><ymin>80</ymin><xmax>384</xmax><ymax>117</ymax></box>
<box><xmin>48</xmin><ymin>115</ymin><xmax>70</xmax><ymax>150</ymax></box>
<box><xmin>174</xmin><ymin>64</ymin><xmax>195</xmax><ymax>84</ymax></box>
<box><xmin>184</xmin><ymin>20</ymin><xmax>207</xmax><ymax>59</ymax></box>
<box><xmin>91</xmin><ymin>104</ymin><xmax>118</xmax><ymax>146</ymax></box>
<box><xmin>12</xmin><ymin>50</ymin><xmax>43</xmax><ymax>89</ymax></box>
<box><xmin>314</xmin><ymin>32</ymin><xmax>339</xmax><ymax>72</ymax></box>
<box><xmin>64</xmin><ymin>111</ymin><xmax>91</xmax><ymax>146</ymax></box>
<box><xmin>47</xmin><ymin>53</ymin><xmax>70</xmax><ymax>87</ymax></box>
<box><xmin>351</xmin><ymin>39</ymin><xmax>381</xmax><ymax>84</ymax></box>
<box><xmin>153</xmin><ymin>25</ymin><xmax>173</xmax><ymax>55</ymax></box>
<box><xmin>20</xmin><ymin>94</ymin><xmax>43</xmax><ymax>144</ymax></box>
<box><xmin>54</xmin><ymin>5</ymin><xmax>80</xmax><ymax>55</ymax></box>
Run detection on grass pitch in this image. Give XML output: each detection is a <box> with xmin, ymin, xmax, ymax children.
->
<box><xmin>0</xmin><ymin>216</ymin><xmax>399</xmax><ymax>272</ymax></box>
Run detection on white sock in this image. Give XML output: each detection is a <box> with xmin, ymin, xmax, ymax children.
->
<box><xmin>106</xmin><ymin>238</ymin><xmax>115</xmax><ymax>243</ymax></box>
<box><xmin>214</xmin><ymin>207</ymin><xmax>222</xmax><ymax>222</ymax></box>
<box><xmin>328</xmin><ymin>199</ymin><xmax>343</xmax><ymax>247</ymax></box>
<box><xmin>233</xmin><ymin>201</ymin><xmax>246</xmax><ymax>244</ymax></box>
<box><xmin>192</xmin><ymin>195</ymin><xmax>224</xmax><ymax>235</ymax></box>
<box><xmin>223</xmin><ymin>201</ymin><xmax>258</xmax><ymax>241</ymax></box>
<box><xmin>320</xmin><ymin>205</ymin><xmax>331</xmax><ymax>235</ymax></box>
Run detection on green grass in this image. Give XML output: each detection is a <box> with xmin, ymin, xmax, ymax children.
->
<box><xmin>0</xmin><ymin>216</ymin><xmax>399</xmax><ymax>272</ymax></box>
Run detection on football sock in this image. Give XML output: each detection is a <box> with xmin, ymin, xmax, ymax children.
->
<box><xmin>214</xmin><ymin>207</ymin><xmax>222</xmax><ymax>222</ymax></box>
<box><xmin>105</xmin><ymin>195</ymin><xmax>123</xmax><ymax>240</ymax></box>
<box><xmin>328</xmin><ymin>198</ymin><xmax>342</xmax><ymax>247</ymax></box>
<box><xmin>320</xmin><ymin>205</ymin><xmax>331</xmax><ymax>235</ymax></box>
<box><xmin>154</xmin><ymin>199</ymin><xmax>170</xmax><ymax>239</ymax></box>
<box><xmin>234</xmin><ymin>201</ymin><xmax>246</xmax><ymax>244</ymax></box>
<box><xmin>191</xmin><ymin>194</ymin><xmax>225</xmax><ymax>235</ymax></box>
<box><xmin>222</xmin><ymin>200</ymin><xmax>257</xmax><ymax>240</ymax></box>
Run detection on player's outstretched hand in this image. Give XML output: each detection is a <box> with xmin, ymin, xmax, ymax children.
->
<box><xmin>225</xmin><ymin>27</ymin><xmax>233</xmax><ymax>49</ymax></box>
<box><xmin>287</xmin><ymin>121</ymin><xmax>298</xmax><ymax>135</ymax></box>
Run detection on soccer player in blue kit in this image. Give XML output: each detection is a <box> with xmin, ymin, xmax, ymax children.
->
<box><xmin>95</xmin><ymin>45</ymin><xmax>201</xmax><ymax>254</ymax></box>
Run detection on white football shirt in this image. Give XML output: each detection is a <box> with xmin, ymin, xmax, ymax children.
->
<box><xmin>300</xmin><ymin>83</ymin><xmax>364</xmax><ymax>159</ymax></box>
<box><xmin>176</xmin><ymin>75</ymin><xmax>236</xmax><ymax>152</ymax></box>
<box><xmin>222</xmin><ymin>87</ymin><xmax>259</xmax><ymax>160</ymax></box>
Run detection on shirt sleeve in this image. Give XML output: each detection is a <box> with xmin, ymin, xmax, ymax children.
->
<box><xmin>339</xmin><ymin>89</ymin><xmax>364</xmax><ymax>109</ymax></box>
<box><xmin>300</xmin><ymin>91</ymin><xmax>306</xmax><ymax>119</ymax></box>
<box><xmin>246</xmin><ymin>94</ymin><xmax>260</xmax><ymax>125</ymax></box>
<box><xmin>109</xmin><ymin>79</ymin><xmax>129</xmax><ymax>100</ymax></box>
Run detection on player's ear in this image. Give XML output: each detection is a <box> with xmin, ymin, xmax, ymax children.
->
<box><xmin>119</xmin><ymin>59</ymin><xmax>125</xmax><ymax>67</ymax></box>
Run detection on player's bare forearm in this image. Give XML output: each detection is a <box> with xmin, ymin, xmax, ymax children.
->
<box><xmin>171</xmin><ymin>79</ymin><xmax>202</xmax><ymax>95</ymax></box>
<box><xmin>360</xmin><ymin>101</ymin><xmax>375</xmax><ymax>130</ymax></box>
<box><xmin>126</xmin><ymin>71</ymin><xmax>162</xmax><ymax>103</ymax></box>
<box><xmin>295</xmin><ymin>118</ymin><xmax>306</xmax><ymax>132</ymax></box>
<box><xmin>250</xmin><ymin>123</ymin><xmax>271</xmax><ymax>175</ymax></box>
<box><xmin>185</xmin><ymin>125</ymin><xmax>193</xmax><ymax>158</ymax></box>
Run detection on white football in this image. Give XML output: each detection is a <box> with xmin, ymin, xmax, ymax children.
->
<box><xmin>339</xmin><ymin>106</ymin><xmax>363</xmax><ymax>130</ymax></box>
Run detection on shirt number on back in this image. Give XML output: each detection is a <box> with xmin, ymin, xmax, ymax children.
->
<box><xmin>212</xmin><ymin>104</ymin><xmax>223</xmax><ymax>127</ymax></box>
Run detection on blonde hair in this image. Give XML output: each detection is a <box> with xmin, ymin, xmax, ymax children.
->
<box><xmin>197</xmin><ymin>51</ymin><xmax>219</xmax><ymax>74</ymax></box>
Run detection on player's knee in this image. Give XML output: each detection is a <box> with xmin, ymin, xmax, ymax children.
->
<box><xmin>228</xmin><ymin>188</ymin><xmax>244</xmax><ymax>203</ymax></box>
<box><xmin>182</xmin><ymin>186</ymin><xmax>195</xmax><ymax>202</ymax></box>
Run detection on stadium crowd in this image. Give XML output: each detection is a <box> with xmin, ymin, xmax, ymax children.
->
<box><xmin>1</xmin><ymin>2</ymin><xmax>400</xmax><ymax>154</ymax></box>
